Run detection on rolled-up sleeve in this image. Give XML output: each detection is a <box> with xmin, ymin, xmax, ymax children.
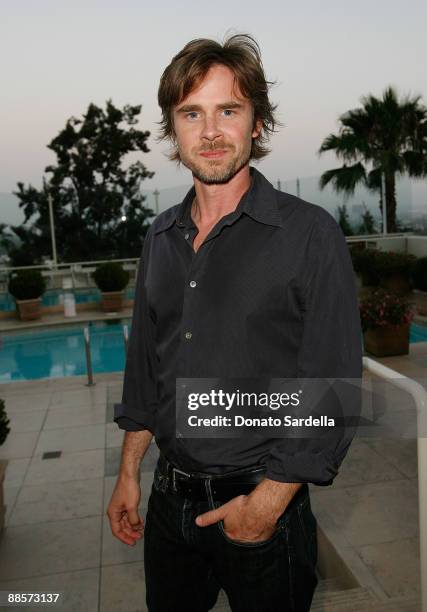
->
<box><xmin>113</xmin><ymin>228</ymin><xmax>159</xmax><ymax>434</ymax></box>
<box><xmin>265</xmin><ymin>213</ymin><xmax>363</xmax><ymax>485</ymax></box>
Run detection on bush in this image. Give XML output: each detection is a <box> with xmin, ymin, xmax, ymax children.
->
<box><xmin>412</xmin><ymin>257</ymin><xmax>427</xmax><ymax>292</ymax></box>
<box><xmin>374</xmin><ymin>251</ymin><xmax>417</xmax><ymax>278</ymax></box>
<box><xmin>0</xmin><ymin>398</ymin><xmax>10</xmax><ymax>446</ymax></box>
<box><xmin>92</xmin><ymin>262</ymin><xmax>130</xmax><ymax>292</ymax></box>
<box><xmin>359</xmin><ymin>288</ymin><xmax>415</xmax><ymax>332</ymax></box>
<box><xmin>350</xmin><ymin>247</ymin><xmax>380</xmax><ymax>286</ymax></box>
<box><xmin>8</xmin><ymin>269</ymin><xmax>46</xmax><ymax>300</ymax></box>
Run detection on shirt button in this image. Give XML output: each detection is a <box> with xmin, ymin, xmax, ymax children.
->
<box><xmin>184</xmin><ymin>233</ymin><xmax>190</xmax><ymax>240</ymax></box>
<box><xmin>189</xmin><ymin>280</ymin><xmax>197</xmax><ymax>288</ymax></box>
<box><xmin>185</xmin><ymin>331</ymin><xmax>192</xmax><ymax>340</ymax></box>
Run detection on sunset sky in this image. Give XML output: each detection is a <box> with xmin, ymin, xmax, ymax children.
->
<box><xmin>1</xmin><ymin>0</ymin><xmax>426</xmax><ymax>220</ymax></box>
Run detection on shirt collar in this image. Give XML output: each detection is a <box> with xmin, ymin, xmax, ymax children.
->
<box><xmin>152</xmin><ymin>166</ymin><xmax>283</xmax><ymax>235</ymax></box>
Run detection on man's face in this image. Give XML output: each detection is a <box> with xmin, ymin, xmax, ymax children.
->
<box><xmin>172</xmin><ymin>64</ymin><xmax>262</xmax><ymax>184</ymax></box>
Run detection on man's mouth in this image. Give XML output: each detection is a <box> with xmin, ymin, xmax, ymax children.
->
<box><xmin>199</xmin><ymin>149</ymin><xmax>228</xmax><ymax>159</ymax></box>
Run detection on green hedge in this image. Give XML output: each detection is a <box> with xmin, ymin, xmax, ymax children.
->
<box><xmin>92</xmin><ymin>262</ymin><xmax>130</xmax><ymax>292</ymax></box>
<box><xmin>8</xmin><ymin>270</ymin><xmax>46</xmax><ymax>300</ymax></box>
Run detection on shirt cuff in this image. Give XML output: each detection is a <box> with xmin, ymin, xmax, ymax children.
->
<box><xmin>265</xmin><ymin>450</ymin><xmax>337</xmax><ymax>486</ymax></box>
<box><xmin>113</xmin><ymin>402</ymin><xmax>155</xmax><ymax>434</ymax></box>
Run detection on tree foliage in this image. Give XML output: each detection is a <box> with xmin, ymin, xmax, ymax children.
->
<box><xmin>358</xmin><ymin>204</ymin><xmax>377</xmax><ymax>235</ymax></box>
<box><xmin>5</xmin><ymin>100</ymin><xmax>155</xmax><ymax>264</ymax></box>
<box><xmin>336</xmin><ymin>204</ymin><xmax>353</xmax><ymax>236</ymax></box>
<box><xmin>319</xmin><ymin>87</ymin><xmax>427</xmax><ymax>233</ymax></box>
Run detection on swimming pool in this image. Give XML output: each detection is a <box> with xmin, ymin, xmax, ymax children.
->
<box><xmin>0</xmin><ymin>319</ymin><xmax>131</xmax><ymax>383</ymax></box>
<box><xmin>0</xmin><ymin>321</ymin><xmax>426</xmax><ymax>383</ymax></box>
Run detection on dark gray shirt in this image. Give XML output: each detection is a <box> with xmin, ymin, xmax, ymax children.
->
<box><xmin>114</xmin><ymin>167</ymin><xmax>362</xmax><ymax>485</ymax></box>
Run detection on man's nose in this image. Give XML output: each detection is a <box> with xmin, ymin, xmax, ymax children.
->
<box><xmin>200</xmin><ymin>115</ymin><xmax>223</xmax><ymax>142</ymax></box>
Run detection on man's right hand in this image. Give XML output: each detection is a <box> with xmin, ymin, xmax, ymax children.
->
<box><xmin>107</xmin><ymin>475</ymin><xmax>144</xmax><ymax>546</ymax></box>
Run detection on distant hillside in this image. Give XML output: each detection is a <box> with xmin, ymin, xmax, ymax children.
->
<box><xmin>1</xmin><ymin>175</ymin><xmax>425</xmax><ymax>228</ymax></box>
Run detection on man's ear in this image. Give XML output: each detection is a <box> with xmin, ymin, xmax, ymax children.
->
<box><xmin>252</xmin><ymin>118</ymin><xmax>263</xmax><ymax>139</ymax></box>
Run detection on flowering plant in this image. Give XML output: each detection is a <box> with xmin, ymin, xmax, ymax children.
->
<box><xmin>359</xmin><ymin>289</ymin><xmax>415</xmax><ymax>332</ymax></box>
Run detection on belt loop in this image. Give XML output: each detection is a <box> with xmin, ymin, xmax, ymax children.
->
<box><xmin>171</xmin><ymin>466</ymin><xmax>177</xmax><ymax>493</ymax></box>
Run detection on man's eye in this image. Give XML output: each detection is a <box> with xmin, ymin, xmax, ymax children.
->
<box><xmin>222</xmin><ymin>109</ymin><xmax>234</xmax><ymax>117</ymax></box>
<box><xmin>186</xmin><ymin>112</ymin><xmax>199</xmax><ymax>120</ymax></box>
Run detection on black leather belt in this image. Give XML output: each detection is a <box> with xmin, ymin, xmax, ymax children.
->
<box><xmin>157</xmin><ymin>453</ymin><xmax>268</xmax><ymax>502</ymax></box>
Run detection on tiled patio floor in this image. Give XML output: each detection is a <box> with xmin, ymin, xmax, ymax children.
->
<box><xmin>0</xmin><ymin>340</ymin><xmax>426</xmax><ymax>610</ymax></box>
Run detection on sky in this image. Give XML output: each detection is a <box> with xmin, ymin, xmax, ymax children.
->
<box><xmin>1</xmin><ymin>0</ymin><xmax>427</xmax><ymax>223</ymax></box>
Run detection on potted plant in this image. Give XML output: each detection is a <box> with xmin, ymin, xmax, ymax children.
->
<box><xmin>8</xmin><ymin>269</ymin><xmax>46</xmax><ymax>321</ymax></box>
<box><xmin>375</xmin><ymin>251</ymin><xmax>417</xmax><ymax>296</ymax></box>
<box><xmin>0</xmin><ymin>398</ymin><xmax>11</xmax><ymax>537</ymax></box>
<box><xmin>92</xmin><ymin>262</ymin><xmax>130</xmax><ymax>312</ymax></box>
<box><xmin>412</xmin><ymin>257</ymin><xmax>427</xmax><ymax>316</ymax></box>
<box><xmin>360</xmin><ymin>289</ymin><xmax>415</xmax><ymax>357</ymax></box>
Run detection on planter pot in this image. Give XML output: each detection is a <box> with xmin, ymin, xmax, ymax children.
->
<box><xmin>15</xmin><ymin>297</ymin><xmax>42</xmax><ymax>321</ymax></box>
<box><xmin>101</xmin><ymin>290</ymin><xmax>124</xmax><ymax>312</ymax></box>
<box><xmin>380</xmin><ymin>273</ymin><xmax>411</xmax><ymax>297</ymax></box>
<box><xmin>0</xmin><ymin>459</ymin><xmax>8</xmax><ymax>536</ymax></box>
<box><xmin>363</xmin><ymin>323</ymin><xmax>410</xmax><ymax>357</ymax></box>
<box><xmin>413</xmin><ymin>290</ymin><xmax>427</xmax><ymax>317</ymax></box>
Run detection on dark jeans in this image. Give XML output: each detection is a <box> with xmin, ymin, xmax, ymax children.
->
<box><xmin>144</xmin><ymin>462</ymin><xmax>318</xmax><ymax>612</ymax></box>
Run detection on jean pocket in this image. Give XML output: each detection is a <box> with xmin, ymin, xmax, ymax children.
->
<box><xmin>215</xmin><ymin>495</ymin><xmax>287</xmax><ymax>549</ymax></box>
<box><xmin>218</xmin><ymin>518</ymin><xmax>284</xmax><ymax>548</ymax></box>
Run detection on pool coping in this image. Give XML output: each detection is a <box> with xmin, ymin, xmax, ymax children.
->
<box><xmin>0</xmin><ymin>309</ymin><xmax>133</xmax><ymax>334</ymax></box>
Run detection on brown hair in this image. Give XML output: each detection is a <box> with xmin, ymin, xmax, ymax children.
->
<box><xmin>157</xmin><ymin>33</ymin><xmax>279</xmax><ymax>162</ymax></box>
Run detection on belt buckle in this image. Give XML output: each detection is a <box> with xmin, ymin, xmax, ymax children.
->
<box><xmin>171</xmin><ymin>465</ymin><xmax>192</xmax><ymax>493</ymax></box>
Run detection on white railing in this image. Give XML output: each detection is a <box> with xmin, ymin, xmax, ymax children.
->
<box><xmin>347</xmin><ymin>233</ymin><xmax>427</xmax><ymax>257</ymax></box>
<box><xmin>0</xmin><ymin>258</ymin><xmax>139</xmax><ymax>292</ymax></box>
<box><xmin>363</xmin><ymin>356</ymin><xmax>427</xmax><ymax>611</ymax></box>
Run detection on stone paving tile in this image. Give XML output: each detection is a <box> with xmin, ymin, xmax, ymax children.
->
<box><xmin>34</xmin><ymin>423</ymin><xmax>105</xmax><ymax>456</ymax></box>
<box><xmin>3</xmin><ymin>485</ymin><xmax>19</xmax><ymax>526</ymax></box>
<box><xmin>49</xmin><ymin>385</ymin><xmax>107</xmax><ymax>409</ymax></box>
<box><xmin>3</xmin><ymin>457</ymin><xmax>31</xmax><ymax>487</ymax></box>
<box><xmin>25</xmin><ymin>449</ymin><xmax>104</xmax><ymax>486</ymax></box>
<box><xmin>358</xmin><ymin>537</ymin><xmax>420</xmax><ymax>599</ymax></box>
<box><xmin>0</xmin><ymin>516</ymin><xmax>102</xmax><ymax>580</ymax></box>
<box><xmin>9</xmin><ymin>478</ymin><xmax>104</xmax><ymax>526</ymax></box>
<box><xmin>100</xmin><ymin>561</ymin><xmax>147</xmax><ymax>612</ymax></box>
<box><xmin>0</xmin><ymin>430</ymin><xmax>39</xmax><ymax>460</ymax></box>
<box><xmin>313</xmin><ymin>479</ymin><xmax>418</xmax><ymax>548</ymax></box>
<box><xmin>1</xmin><ymin>392</ymin><xmax>51</xmax><ymax>412</ymax></box>
<box><xmin>0</xmin><ymin>382</ymin><xmax>53</xmax><ymax>397</ymax></box>
<box><xmin>0</xmin><ymin>567</ymin><xmax>99</xmax><ymax>612</ymax></box>
<box><xmin>104</xmin><ymin>447</ymin><xmax>122</xmax><ymax>478</ymax></box>
<box><xmin>106</xmin><ymin>422</ymin><xmax>125</xmax><ymax>449</ymax></box>
<box><xmin>332</xmin><ymin>440</ymin><xmax>405</xmax><ymax>488</ymax></box>
<box><xmin>44</xmin><ymin>404</ymin><xmax>106</xmax><ymax>429</ymax></box>
<box><xmin>362</xmin><ymin>437</ymin><xmax>418</xmax><ymax>479</ymax></box>
<box><xmin>6</xmin><ymin>409</ymin><xmax>47</xmax><ymax>432</ymax></box>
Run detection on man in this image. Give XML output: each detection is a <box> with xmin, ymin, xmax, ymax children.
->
<box><xmin>107</xmin><ymin>34</ymin><xmax>362</xmax><ymax>612</ymax></box>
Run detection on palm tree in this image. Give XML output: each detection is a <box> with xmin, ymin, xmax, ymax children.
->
<box><xmin>318</xmin><ymin>86</ymin><xmax>427</xmax><ymax>233</ymax></box>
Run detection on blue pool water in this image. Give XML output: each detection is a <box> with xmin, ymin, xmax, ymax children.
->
<box><xmin>0</xmin><ymin>321</ymin><xmax>426</xmax><ymax>383</ymax></box>
<box><xmin>0</xmin><ymin>320</ymin><xmax>131</xmax><ymax>383</ymax></box>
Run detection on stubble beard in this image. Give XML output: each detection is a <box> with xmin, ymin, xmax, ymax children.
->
<box><xmin>179</xmin><ymin>142</ymin><xmax>252</xmax><ymax>185</ymax></box>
